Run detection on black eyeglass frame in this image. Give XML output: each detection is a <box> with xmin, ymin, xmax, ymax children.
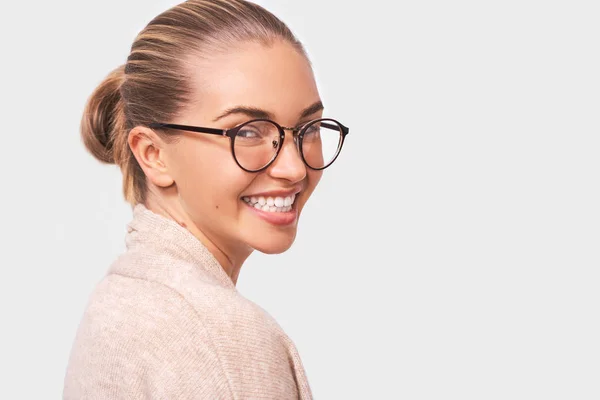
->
<box><xmin>149</xmin><ymin>118</ymin><xmax>349</xmax><ymax>172</ymax></box>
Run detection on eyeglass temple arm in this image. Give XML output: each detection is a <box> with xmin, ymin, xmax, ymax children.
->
<box><xmin>320</xmin><ymin>122</ymin><xmax>350</xmax><ymax>135</ymax></box>
<box><xmin>149</xmin><ymin>123</ymin><xmax>225</xmax><ymax>136</ymax></box>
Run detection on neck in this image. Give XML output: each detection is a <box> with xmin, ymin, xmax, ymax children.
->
<box><xmin>144</xmin><ymin>193</ymin><xmax>251</xmax><ymax>286</ymax></box>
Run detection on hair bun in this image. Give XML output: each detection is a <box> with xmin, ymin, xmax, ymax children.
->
<box><xmin>80</xmin><ymin>65</ymin><xmax>126</xmax><ymax>164</ymax></box>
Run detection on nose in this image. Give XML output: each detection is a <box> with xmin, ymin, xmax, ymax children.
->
<box><xmin>268</xmin><ymin>130</ymin><xmax>306</xmax><ymax>183</ymax></box>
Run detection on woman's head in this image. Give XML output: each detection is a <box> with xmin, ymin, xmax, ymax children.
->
<box><xmin>82</xmin><ymin>0</ymin><xmax>344</xmax><ymax>258</ymax></box>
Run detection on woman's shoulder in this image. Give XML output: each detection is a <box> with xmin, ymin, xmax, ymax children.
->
<box><xmin>67</xmin><ymin>273</ymin><xmax>212</xmax><ymax>362</ymax></box>
<box><xmin>82</xmin><ymin>273</ymin><xmax>200</xmax><ymax>331</ymax></box>
<box><xmin>64</xmin><ymin>273</ymin><xmax>228</xmax><ymax>399</ymax></box>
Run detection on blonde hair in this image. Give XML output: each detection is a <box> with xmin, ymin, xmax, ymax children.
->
<box><xmin>81</xmin><ymin>0</ymin><xmax>306</xmax><ymax>205</ymax></box>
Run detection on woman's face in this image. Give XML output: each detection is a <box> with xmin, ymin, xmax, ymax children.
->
<box><xmin>164</xmin><ymin>40</ymin><xmax>323</xmax><ymax>255</ymax></box>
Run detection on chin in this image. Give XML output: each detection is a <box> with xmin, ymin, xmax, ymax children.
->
<box><xmin>249</xmin><ymin>235</ymin><xmax>296</xmax><ymax>254</ymax></box>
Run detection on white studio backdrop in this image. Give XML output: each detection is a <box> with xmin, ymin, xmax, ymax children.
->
<box><xmin>0</xmin><ymin>0</ymin><xmax>598</xmax><ymax>399</ymax></box>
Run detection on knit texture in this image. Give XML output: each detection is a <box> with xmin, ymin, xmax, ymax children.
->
<box><xmin>63</xmin><ymin>204</ymin><xmax>312</xmax><ymax>399</ymax></box>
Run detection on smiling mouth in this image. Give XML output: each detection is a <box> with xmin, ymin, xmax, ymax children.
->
<box><xmin>241</xmin><ymin>194</ymin><xmax>296</xmax><ymax>213</ymax></box>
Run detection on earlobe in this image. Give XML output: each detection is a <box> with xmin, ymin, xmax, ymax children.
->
<box><xmin>128</xmin><ymin>127</ymin><xmax>175</xmax><ymax>188</ymax></box>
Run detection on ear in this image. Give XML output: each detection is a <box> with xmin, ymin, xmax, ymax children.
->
<box><xmin>128</xmin><ymin>126</ymin><xmax>175</xmax><ymax>188</ymax></box>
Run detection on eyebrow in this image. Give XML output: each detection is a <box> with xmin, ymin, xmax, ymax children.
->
<box><xmin>212</xmin><ymin>100</ymin><xmax>324</xmax><ymax>122</ymax></box>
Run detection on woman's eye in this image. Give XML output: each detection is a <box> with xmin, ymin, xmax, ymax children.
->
<box><xmin>305</xmin><ymin>125</ymin><xmax>320</xmax><ymax>135</ymax></box>
<box><xmin>238</xmin><ymin>129</ymin><xmax>259</xmax><ymax>138</ymax></box>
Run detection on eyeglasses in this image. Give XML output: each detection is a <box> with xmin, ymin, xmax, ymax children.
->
<box><xmin>149</xmin><ymin>118</ymin><xmax>349</xmax><ymax>172</ymax></box>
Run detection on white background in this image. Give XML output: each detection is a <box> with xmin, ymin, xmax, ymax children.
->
<box><xmin>1</xmin><ymin>0</ymin><xmax>598</xmax><ymax>398</ymax></box>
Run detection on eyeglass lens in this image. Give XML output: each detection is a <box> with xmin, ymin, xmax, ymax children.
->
<box><xmin>232</xmin><ymin>119</ymin><xmax>342</xmax><ymax>171</ymax></box>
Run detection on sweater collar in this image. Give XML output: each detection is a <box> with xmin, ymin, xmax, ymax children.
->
<box><xmin>124</xmin><ymin>203</ymin><xmax>236</xmax><ymax>290</ymax></box>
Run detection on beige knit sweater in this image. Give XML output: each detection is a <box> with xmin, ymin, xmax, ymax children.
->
<box><xmin>63</xmin><ymin>204</ymin><xmax>312</xmax><ymax>399</ymax></box>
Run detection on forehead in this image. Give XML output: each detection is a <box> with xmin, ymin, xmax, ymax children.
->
<box><xmin>186</xmin><ymin>41</ymin><xmax>320</xmax><ymax>122</ymax></box>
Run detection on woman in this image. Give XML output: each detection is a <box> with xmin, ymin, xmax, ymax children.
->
<box><xmin>63</xmin><ymin>0</ymin><xmax>348</xmax><ymax>399</ymax></box>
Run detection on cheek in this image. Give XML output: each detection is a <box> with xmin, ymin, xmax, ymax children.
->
<box><xmin>298</xmin><ymin>169</ymin><xmax>323</xmax><ymax>208</ymax></box>
<box><xmin>169</xmin><ymin>142</ymin><xmax>253</xmax><ymax>213</ymax></box>
<box><xmin>309</xmin><ymin>169</ymin><xmax>324</xmax><ymax>186</ymax></box>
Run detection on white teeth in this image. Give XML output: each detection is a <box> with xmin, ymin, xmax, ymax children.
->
<box><xmin>242</xmin><ymin>193</ymin><xmax>298</xmax><ymax>213</ymax></box>
<box><xmin>242</xmin><ymin>195</ymin><xmax>296</xmax><ymax>212</ymax></box>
